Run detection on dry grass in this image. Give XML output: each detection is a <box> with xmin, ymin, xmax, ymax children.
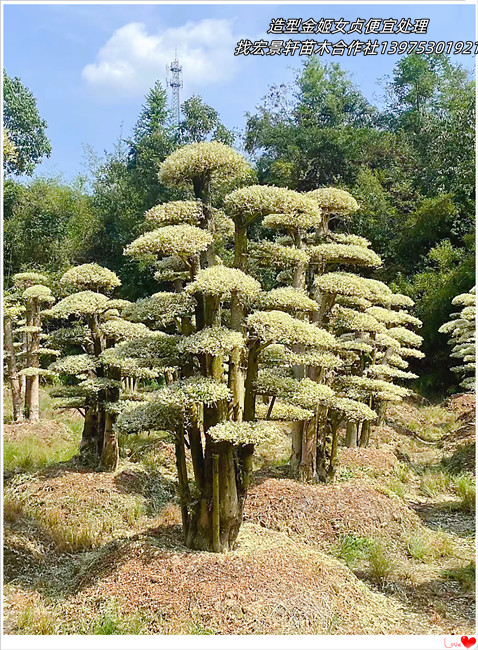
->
<box><xmin>3</xmin><ymin>390</ymin><xmax>476</xmax><ymax>636</ymax></box>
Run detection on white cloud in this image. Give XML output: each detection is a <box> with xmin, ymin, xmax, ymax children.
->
<box><xmin>82</xmin><ymin>20</ymin><xmax>240</xmax><ymax>100</ymax></box>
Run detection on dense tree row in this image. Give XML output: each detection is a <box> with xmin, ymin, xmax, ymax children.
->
<box><xmin>10</xmin><ymin>142</ymin><xmax>422</xmax><ymax>552</ymax></box>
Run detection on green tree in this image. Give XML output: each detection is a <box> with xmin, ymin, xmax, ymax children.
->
<box><xmin>178</xmin><ymin>95</ymin><xmax>236</xmax><ymax>145</ymax></box>
<box><xmin>3</xmin><ymin>70</ymin><xmax>52</xmax><ymax>175</ymax></box>
<box><xmin>132</xmin><ymin>80</ymin><xmax>170</xmax><ymax>141</ymax></box>
<box><xmin>4</xmin><ymin>178</ymin><xmax>99</xmax><ymax>281</ymax></box>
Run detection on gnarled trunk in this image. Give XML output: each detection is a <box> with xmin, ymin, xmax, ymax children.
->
<box><xmin>185</xmin><ymin>438</ymin><xmax>253</xmax><ymax>552</ymax></box>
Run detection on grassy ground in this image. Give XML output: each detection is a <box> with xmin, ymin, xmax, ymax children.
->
<box><xmin>3</xmin><ymin>389</ymin><xmax>476</xmax><ymax>635</ymax></box>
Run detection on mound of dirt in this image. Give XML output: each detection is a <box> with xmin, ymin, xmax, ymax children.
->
<box><xmin>339</xmin><ymin>447</ymin><xmax>398</xmax><ymax>475</ymax></box>
<box><xmin>3</xmin><ymin>420</ymin><xmax>75</xmax><ymax>444</ymax></box>
<box><xmin>64</xmin><ymin>524</ymin><xmax>422</xmax><ymax>635</ymax></box>
<box><xmin>3</xmin><ymin>462</ymin><xmax>178</xmax><ymax>554</ymax></box>
<box><xmin>445</xmin><ymin>393</ymin><xmax>476</xmax><ymax>415</ymax></box>
<box><xmin>441</xmin><ymin>395</ymin><xmax>475</xmax><ymax>469</ymax></box>
<box><xmin>245</xmin><ymin>478</ymin><xmax>420</xmax><ymax>546</ymax></box>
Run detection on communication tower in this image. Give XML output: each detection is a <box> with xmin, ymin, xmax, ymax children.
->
<box><xmin>166</xmin><ymin>51</ymin><xmax>183</xmax><ymax>126</ymax></box>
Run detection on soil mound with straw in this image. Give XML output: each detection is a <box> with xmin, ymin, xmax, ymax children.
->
<box><xmin>245</xmin><ymin>478</ymin><xmax>420</xmax><ymax>546</ymax></box>
<box><xmin>63</xmin><ymin>524</ymin><xmax>420</xmax><ymax>635</ymax></box>
<box><xmin>3</xmin><ymin>420</ymin><xmax>74</xmax><ymax>444</ymax></box>
<box><xmin>339</xmin><ymin>447</ymin><xmax>398</xmax><ymax>475</ymax></box>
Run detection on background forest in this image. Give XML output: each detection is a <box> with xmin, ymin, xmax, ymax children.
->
<box><xmin>4</xmin><ymin>53</ymin><xmax>476</xmax><ymax>395</ymax></box>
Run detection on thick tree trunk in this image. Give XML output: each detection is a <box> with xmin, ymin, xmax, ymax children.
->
<box><xmin>290</xmin><ymin>421</ymin><xmax>303</xmax><ymax>477</ymax></box>
<box><xmin>345</xmin><ymin>421</ymin><xmax>358</xmax><ymax>448</ymax></box>
<box><xmin>327</xmin><ymin>421</ymin><xmax>340</xmax><ymax>481</ymax></box>
<box><xmin>101</xmin><ymin>413</ymin><xmax>119</xmax><ymax>471</ymax></box>
<box><xmin>186</xmin><ymin>439</ymin><xmax>247</xmax><ymax>552</ymax></box>
<box><xmin>4</xmin><ymin>317</ymin><xmax>23</xmax><ymax>422</ymax></box>
<box><xmin>298</xmin><ymin>416</ymin><xmax>317</xmax><ymax>482</ymax></box>
<box><xmin>376</xmin><ymin>400</ymin><xmax>387</xmax><ymax>426</ymax></box>
<box><xmin>100</xmin><ymin>365</ymin><xmax>121</xmax><ymax>471</ymax></box>
<box><xmin>359</xmin><ymin>420</ymin><xmax>371</xmax><ymax>447</ymax></box>
<box><xmin>80</xmin><ymin>407</ymin><xmax>100</xmax><ymax>463</ymax></box>
<box><xmin>315</xmin><ymin>410</ymin><xmax>329</xmax><ymax>483</ymax></box>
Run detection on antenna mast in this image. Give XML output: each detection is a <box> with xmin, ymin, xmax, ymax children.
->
<box><xmin>166</xmin><ymin>50</ymin><xmax>183</xmax><ymax>127</ymax></box>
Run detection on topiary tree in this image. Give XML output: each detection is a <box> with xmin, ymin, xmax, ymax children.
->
<box><xmin>119</xmin><ymin>144</ymin><xmax>391</xmax><ymax>549</ymax></box>
<box><xmin>4</xmin><ymin>273</ymin><xmax>57</xmax><ymax>422</ymax></box>
<box><xmin>3</xmin><ymin>291</ymin><xmax>26</xmax><ymax>422</ymax></box>
<box><xmin>246</xmin><ymin>187</ymin><xmax>422</xmax><ymax>480</ymax></box>
<box><xmin>118</xmin><ymin>145</ymin><xmax>424</xmax><ymax>547</ymax></box>
<box><xmin>45</xmin><ymin>263</ymin><xmax>145</xmax><ymax>470</ymax></box>
<box><xmin>439</xmin><ymin>287</ymin><xmax>476</xmax><ymax>392</ymax></box>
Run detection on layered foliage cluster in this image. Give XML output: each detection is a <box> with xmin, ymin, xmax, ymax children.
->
<box><xmin>439</xmin><ymin>287</ymin><xmax>476</xmax><ymax>392</ymax></box>
<box><xmin>32</xmin><ymin>141</ymin><xmax>421</xmax><ymax>552</ymax></box>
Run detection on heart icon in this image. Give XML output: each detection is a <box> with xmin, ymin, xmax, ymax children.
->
<box><xmin>461</xmin><ymin>637</ymin><xmax>476</xmax><ymax>649</ymax></box>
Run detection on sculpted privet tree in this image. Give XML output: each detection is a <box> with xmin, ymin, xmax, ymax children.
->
<box><xmin>439</xmin><ymin>287</ymin><xmax>476</xmax><ymax>392</ymax></box>
<box><xmin>119</xmin><ymin>143</ymin><xmax>383</xmax><ymax>549</ymax></box>
<box><xmin>46</xmin><ymin>263</ymin><xmax>144</xmax><ymax>470</ymax></box>
<box><xmin>3</xmin><ymin>273</ymin><xmax>56</xmax><ymax>422</ymax></box>
<box><xmin>245</xmin><ymin>187</ymin><xmax>423</xmax><ymax>480</ymax></box>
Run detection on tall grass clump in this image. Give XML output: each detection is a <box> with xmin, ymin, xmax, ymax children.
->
<box><xmin>3</xmin><ymin>436</ymin><xmax>78</xmax><ymax>473</ymax></box>
<box><xmin>454</xmin><ymin>474</ymin><xmax>476</xmax><ymax>513</ymax></box>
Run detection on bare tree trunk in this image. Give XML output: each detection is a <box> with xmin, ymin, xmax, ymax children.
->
<box><xmin>24</xmin><ymin>303</ymin><xmax>33</xmax><ymax>419</ymax></box>
<box><xmin>290</xmin><ymin>421</ymin><xmax>302</xmax><ymax>477</ymax></box>
<box><xmin>315</xmin><ymin>409</ymin><xmax>329</xmax><ymax>483</ymax></box>
<box><xmin>345</xmin><ymin>421</ymin><xmax>358</xmax><ymax>448</ymax></box>
<box><xmin>359</xmin><ymin>420</ymin><xmax>371</xmax><ymax>448</ymax></box>
<box><xmin>4</xmin><ymin>317</ymin><xmax>23</xmax><ymax>422</ymax></box>
<box><xmin>327</xmin><ymin>420</ymin><xmax>340</xmax><ymax>481</ymax></box>
<box><xmin>100</xmin><ymin>365</ymin><xmax>121</xmax><ymax>471</ymax></box>
<box><xmin>298</xmin><ymin>416</ymin><xmax>317</xmax><ymax>482</ymax></box>
<box><xmin>28</xmin><ymin>301</ymin><xmax>41</xmax><ymax>422</ymax></box>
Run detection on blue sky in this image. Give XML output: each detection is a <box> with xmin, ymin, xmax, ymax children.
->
<box><xmin>3</xmin><ymin>3</ymin><xmax>476</xmax><ymax>182</ymax></box>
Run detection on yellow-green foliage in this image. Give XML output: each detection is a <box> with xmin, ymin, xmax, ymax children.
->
<box><xmin>248</xmin><ymin>310</ymin><xmax>336</xmax><ymax>348</ymax></box>
<box><xmin>263</xmin><ymin>211</ymin><xmax>322</xmax><ymax>231</ymax></box>
<box><xmin>178</xmin><ymin>326</ymin><xmax>244</xmax><ymax>356</ymax></box>
<box><xmin>224</xmin><ymin>185</ymin><xmax>319</xmax><ymax>225</ymax></box>
<box><xmin>124</xmin><ymin>224</ymin><xmax>213</xmax><ymax>260</ymax></box>
<box><xmin>187</xmin><ymin>266</ymin><xmax>260</xmax><ymax>299</ymax></box>
<box><xmin>22</xmin><ymin>284</ymin><xmax>55</xmax><ymax>303</ymax></box>
<box><xmin>159</xmin><ymin>141</ymin><xmax>251</xmax><ymax>187</ymax></box>
<box><xmin>307</xmin><ymin>187</ymin><xmax>359</xmax><ymax>215</ymax></box>
<box><xmin>207</xmin><ymin>420</ymin><xmax>281</xmax><ymax>445</ymax></box>
<box><xmin>61</xmin><ymin>263</ymin><xmax>121</xmax><ymax>292</ymax></box>
<box><xmin>48</xmin><ymin>291</ymin><xmax>109</xmax><ymax>318</ymax></box>
<box><xmin>309</xmin><ymin>243</ymin><xmax>381</xmax><ymax>267</ymax></box>
<box><xmin>257</xmin><ymin>287</ymin><xmax>319</xmax><ymax>312</ymax></box>
<box><xmin>145</xmin><ymin>200</ymin><xmax>203</xmax><ymax>226</ymax></box>
<box><xmin>249</xmin><ymin>241</ymin><xmax>310</xmax><ymax>267</ymax></box>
